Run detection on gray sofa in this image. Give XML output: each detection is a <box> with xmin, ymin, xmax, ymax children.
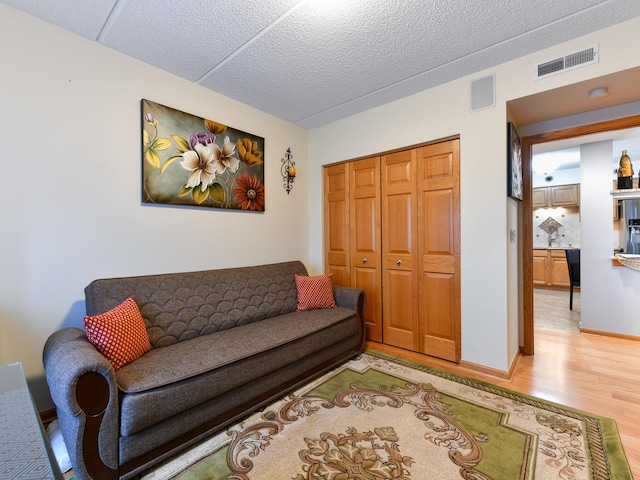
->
<box><xmin>43</xmin><ymin>261</ymin><xmax>365</xmax><ymax>480</ymax></box>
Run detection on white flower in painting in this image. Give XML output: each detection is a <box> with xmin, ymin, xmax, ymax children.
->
<box><xmin>212</xmin><ymin>136</ymin><xmax>240</xmax><ymax>174</ymax></box>
<box><xmin>180</xmin><ymin>143</ymin><xmax>217</xmax><ymax>191</ymax></box>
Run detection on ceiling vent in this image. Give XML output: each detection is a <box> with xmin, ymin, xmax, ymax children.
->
<box><xmin>535</xmin><ymin>44</ymin><xmax>598</xmax><ymax>80</ymax></box>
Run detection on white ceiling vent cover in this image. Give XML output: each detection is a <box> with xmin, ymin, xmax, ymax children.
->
<box><xmin>535</xmin><ymin>44</ymin><xmax>598</xmax><ymax>80</ymax></box>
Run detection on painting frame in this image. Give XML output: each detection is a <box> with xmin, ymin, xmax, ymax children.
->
<box><xmin>507</xmin><ymin>121</ymin><xmax>523</xmax><ymax>201</ymax></box>
<box><xmin>141</xmin><ymin>99</ymin><xmax>265</xmax><ymax>212</ymax></box>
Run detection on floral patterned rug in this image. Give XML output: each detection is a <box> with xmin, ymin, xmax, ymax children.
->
<box><xmin>142</xmin><ymin>351</ymin><xmax>631</xmax><ymax>480</ymax></box>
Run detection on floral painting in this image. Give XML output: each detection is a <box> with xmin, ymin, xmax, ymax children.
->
<box><xmin>141</xmin><ymin>99</ymin><xmax>265</xmax><ymax>211</ymax></box>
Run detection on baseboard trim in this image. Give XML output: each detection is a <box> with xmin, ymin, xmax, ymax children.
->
<box><xmin>365</xmin><ymin>340</ymin><xmax>514</xmax><ymax>382</ymax></box>
<box><xmin>458</xmin><ymin>359</ymin><xmax>513</xmax><ymax>381</ymax></box>
<box><xmin>580</xmin><ymin>328</ymin><xmax>640</xmax><ymax>342</ymax></box>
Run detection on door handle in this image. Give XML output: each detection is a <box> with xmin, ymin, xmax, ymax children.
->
<box><xmin>396</xmin><ymin>260</ymin><xmax>402</xmax><ymax>266</ymax></box>
<box><xmin>362</xmin><ymin>258</ymin><xmax>368</xmax><ymax>263</ymax></box>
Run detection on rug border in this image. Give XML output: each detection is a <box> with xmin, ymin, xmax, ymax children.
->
<box><xmin>363</xmin><ymin>349</ymin><xmax>632</xmax><ymax>480</ymax></box>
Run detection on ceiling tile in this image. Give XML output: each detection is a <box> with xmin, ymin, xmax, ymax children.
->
<box><xmin>0</xmin><ymin>0</ymin><xmax>117</xmax><ymax>39</ymax></box>
<box><xmin>199</xmin><ymin>0</ymin><xmax>640</xmax><ymax>127</ymax></box>
<box><xmin>98</xmin><ymin>0</ymin><xmax>301</xmax><ymax>81</ymax></box>
<box><xmin>2</xmin><ymin>0</ymin><xmax>640</xmax><ymax>128</ymax></box>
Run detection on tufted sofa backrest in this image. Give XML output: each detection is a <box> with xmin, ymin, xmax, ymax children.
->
<box><xmin>84</xmin><ymin>261</ymin><xmax>308</xmax><ymax>348</ymax></box>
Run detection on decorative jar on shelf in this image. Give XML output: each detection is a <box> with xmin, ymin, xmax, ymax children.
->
<box><xmin>617</xmin><ymin>150</ymin><xmax>633</xmax><ymax>189</ymax></box>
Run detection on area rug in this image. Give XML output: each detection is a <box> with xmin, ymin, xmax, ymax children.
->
<box><xmin>142</xmin><ymin>351</ymin><xmax>631</xmax><ymax>480</ymax></box>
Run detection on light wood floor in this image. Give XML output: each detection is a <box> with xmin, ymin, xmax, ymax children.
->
<box><xmin>366</xmin><ymin>327</ymin><xmax>640</xmax><ymax>478</ymax></box>
<box><xmin>534</xmin><ymin>287</ymin><xmax>580</xmax><ymax>332</ymax></box>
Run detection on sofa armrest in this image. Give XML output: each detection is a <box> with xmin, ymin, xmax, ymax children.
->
<box><xmin>333</xmin><ymin>286</ymin><xmax>365</xmax><ymax>319</ymax></box>
<box><xmin>333</xmin><ymin>286</ymin><xmax>366</xmax><ymax>351</ymax></box>
<box><xmin>43</xmin><ymin>327</ymin><xmax>119</xmax><ymax>480</ymax></box>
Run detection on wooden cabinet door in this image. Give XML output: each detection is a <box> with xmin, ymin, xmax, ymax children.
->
<box><xmin>550</xmin><ymin>251</ymin><xmax>570</xmax><ymax>286</ymax></box>
<box><xmin>350</xmin><ymin>157</ymin><xmax>383</xmax><ymax>342</ymax></box>
<box><xmin>532</xmin><ymin>188</ymin><xmax>549</xmax><ymax>208</ymax></box>
<box><xmin>417</xmin><ymin>139</ymin><xmax>461</xmax><ymax>362</ymax></box>
<box><xmin>381</xmin><ymin>150</ymin><xmax>418</xmax><ymax>350</ymax></box>
<box><xmin>551</xmin><ymin>184</ymin><xmax>579</xmax><ymax>207</ymax></box>
<box><xmin>533</xmin><ymin>184</ymin><xmax>579</xmax><ymax>208</ymax></box>
<box><xmin>324</xmin><ymin>164</ymin><xmax>350</xmax><ymax>287</ymax></box>
<box><xmin>532</xmin><ymin>250</ymin><xmax>548</xmax><ymax>286</ymax></box>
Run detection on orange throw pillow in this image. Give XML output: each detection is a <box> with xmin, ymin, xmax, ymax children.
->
<box><xmin>295</xmin><ymin>273</ymin><xmax>337</xmax><ymax>311</ymax></box>
<box><xmin>83</xmin><ymin>297</ymin><xmax>151</xmax><ymax>370</ymax></box>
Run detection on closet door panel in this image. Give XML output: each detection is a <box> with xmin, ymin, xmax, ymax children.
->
<box><xmin>324</xmin><ymin>164</ymin><xmax>350</xmax><ymax>287</ymax></box>
<box><xmin>383</xmin><ymin>193</ymin><xmax>415</xmax><ymax>347</ymax></box>
<box><xmin>350</xmin><ymin>157</ymin><xmax>382</xmax><ymax>342</ymax></box>
<box><xmin>417</xmin><ymin>140</ymin><xmax>461</xmax><ymax>362</ymax></box>
<box><xmin>352</xmin><ymin>197</ymin><xmax>378</xmax><ymax>266</ymax></box>
<box><xmin>383</xmin><ymin>269</ymin><xmax>417</xmax><ymax>346</ymax></box>
<box><xmin>422</xmin><ymin>189</ymin><xmax>455</xmax><ymax>273</ymax></box>
<box><xmin>381</xmin><ymin>150</ymin><xmax>418</xmax><ymax>350</ymax></box>
<box><xmin>421</xmin><ymin>271</ymin><xmax>457</xmax><ymax>361</ymax></box>
<box><xmin>353</xmin><ymin>265</ymin><xmax>382</xmax><ymax>341</ymax></box>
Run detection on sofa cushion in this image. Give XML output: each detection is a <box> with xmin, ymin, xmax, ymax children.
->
<box><xmin>83</xmin><ymin>297</ymin><xmax>151</xmax><ymax>370</ymax></box>
<box><xmin>116</xmin><ymin>307</ymin><xmax>355</xmax><ymax>393</ymax></box>
<box><xmin>295</xmin><ymin>273</ymin><xmax>337</xmax><ymax>311</ymax></box>
<box><xmin>116</xmin><ymin>307</ymin><xmax>359</xmax><ymax>436</ymax></box>
<box><xmin>85</xmin><ymin>261</ymin><xmax>308</xmax><ymax>348</ymax></box>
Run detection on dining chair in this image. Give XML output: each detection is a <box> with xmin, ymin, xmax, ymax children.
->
<box><xmin>565</xmin><ymin>249</ymin><xmax>580</xmax><ymax>310</ymax></box>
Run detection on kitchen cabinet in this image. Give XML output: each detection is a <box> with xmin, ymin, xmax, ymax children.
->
<box><xmin>533</xmin><ymin>184</ymin><xmax>579</xmax><ymax>208</ymax></box>
<box><xmin>532</xmin><ymin>250</ymin><xmax>548</xmax><ymax>286</ymax></box>
<box><xmin>611</xmin><ymin>180</ymin><xmax>626</xmax><ymax>219</ymax></box>
<box><xmin>532</xmin><ymin>188</ymin><xmax>549</xmax><ymax>209</ymax></box>
<box><xmin>533</xmin><ymin>249</ymin><xmax>570</xmax><ymax>287</ymax></box>
<box><xmin>324</xmin><ymin>139</ymin><xmax>461</xmax><ymax>362</ymax></box>
<box><xmin>613</xmin><ymin>198</ymin><xmax>622</xmax><ymax>220</ymax></box>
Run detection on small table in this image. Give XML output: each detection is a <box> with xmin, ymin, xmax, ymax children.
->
<box><xmin>0</xmin><ymin>362</ymin><xmax>64</xmax><ymax>479</ymax></box>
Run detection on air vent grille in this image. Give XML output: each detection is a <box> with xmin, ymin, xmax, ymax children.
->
<box><xmin>536</xmin><ymin>44</ymin><xmax>598</xmax><ymax>79</ymax></box>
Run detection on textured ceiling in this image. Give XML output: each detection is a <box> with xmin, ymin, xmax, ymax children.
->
<box><xmin>3</xmin><ymin>0</ymin><xmax>640</xmax><ymax>129</ymax></box>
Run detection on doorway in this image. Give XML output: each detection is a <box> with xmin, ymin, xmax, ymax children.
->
<box><xmin>521</xmin><ymin>115</ymin><xmax>640</xmax><ymax>355</ymax></box>
<box><xmin>531</xmin><ymin>142</ymin><xmax>582</xmax><ymax>332</ymax></box>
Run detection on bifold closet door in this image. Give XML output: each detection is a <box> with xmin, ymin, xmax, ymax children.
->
<box><xmin>417</xmin><ymin>139</ymin><xmax>461</xmax><ymax>362</ymax></box>
<box><xmin>324</xmin><ymin>138</ymin><xmax>460</xmax><ymax>360</ymax></box>
<box><xmin>350</xmin><ymin>157</ymin><xmax>382</xmax><ymax>342</ymax></box>
<box><xmin>381</xmin><ymin>150</ymin><xmax>419</xmax><ymax>350</ymax></box>
<box><xmin>323</xmin><ymin>164</ymin><xmax>350</xmax><ymax>287</ymax></box>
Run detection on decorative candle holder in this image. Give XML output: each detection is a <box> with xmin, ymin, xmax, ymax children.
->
<box><xmin>281</xmin><ymin>148</ymin><xmax>295</xmax><ymax>194</ymax></box>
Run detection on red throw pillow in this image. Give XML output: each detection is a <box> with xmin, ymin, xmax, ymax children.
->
<box><xmin>83</xmin><ymin>297</ymin><xmax>151</xmax><ymax>370</ymax></box>
<box><xmin>295</xmin><ymin>273</ymin><xmax>337</xmax><ymax>311</ymax></box>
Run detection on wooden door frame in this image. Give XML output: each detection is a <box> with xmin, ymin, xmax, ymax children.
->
<box><xmin>522</xmin><ymin>115</ymin><xmax>640</xmax><ymax>355</ymax></box>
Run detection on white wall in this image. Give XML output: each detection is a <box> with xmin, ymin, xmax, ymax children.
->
<box><xmin>0</xmin><ymin>6</ymin><xmax>309</xmax><ymax>409</ymax></box>
<box><xmin>308</xmin><ymin>17</ymin><xmax>640</xmax><ymax>373</ymax></box>
<box><xmin>533</xmin><ymin>168</ymin><xmax>581</xmax><ymax>187</ymax></box>
<box><xmin>580</xmin><ymin>141</ymin><xmax>640</xmax><ymax>334</ymax></box>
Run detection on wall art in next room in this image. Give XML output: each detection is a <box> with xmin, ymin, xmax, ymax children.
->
<box><xmin>507</xmin><ymin>121</ymin><xmax>523</xmax><ymax>201</ymax></box>
<box><xmin>141</xmin><ymin>99</ymin><xmax>265</xmax><ymax>211</ymax></box>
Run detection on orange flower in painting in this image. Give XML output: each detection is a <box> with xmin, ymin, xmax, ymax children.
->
<box><xmin>233</xmin><ymin>173</ymin><xmax>265</xmax><ymax>211</ymax></box>
<box><xmin>204</xmin><ymin>119</ymin><xmax>227</xmax><ymax>135</ymax></box>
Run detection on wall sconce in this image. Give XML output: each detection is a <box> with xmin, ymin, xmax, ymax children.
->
<box><xmin>281</xmin><ymin>147</ymin><xmax>295</xmax><ymax>194</ymax></box>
